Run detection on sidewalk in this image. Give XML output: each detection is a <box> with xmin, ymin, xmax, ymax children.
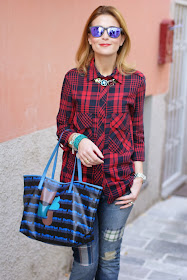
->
<box><xmin>119</xmin><ymin>194</ymin><xmax>187</xmax><ymax>280</ymax></box>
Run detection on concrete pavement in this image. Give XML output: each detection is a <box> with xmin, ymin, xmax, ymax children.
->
<box><xmin>119</xmin><ymin>194</ymin><xmax>187</xmax><ymax>280</ymax></box>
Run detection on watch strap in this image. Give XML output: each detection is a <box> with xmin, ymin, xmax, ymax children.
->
<box><xmin>134</xmin><ymin>172</ymin><xmax>146</xmax><ymax>182</ymax></box>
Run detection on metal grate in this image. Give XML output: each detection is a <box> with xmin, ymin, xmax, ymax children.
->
<box><xmin>162</xmin><ymin>1</ymin><xmax>187</xmax><ymax>196</ymax></box>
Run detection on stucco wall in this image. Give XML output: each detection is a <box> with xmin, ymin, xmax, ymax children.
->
<box><xmin>0</xmin><ymin>127</ymin><xmax>72</xmax><ymax>280</ymax></box>
<box><xmin>0</xmin><ymin>0</ymin><xmax>171</xmax><ymax>143</ymax></box>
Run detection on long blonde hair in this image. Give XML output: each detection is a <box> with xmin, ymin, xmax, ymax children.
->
<box><xmin>76</xmin><ymin>6</ymin><xmax>136</xmax><ymax>75</ymax></box>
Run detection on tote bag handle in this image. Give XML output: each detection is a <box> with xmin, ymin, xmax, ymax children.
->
<box><xmin>38</xmin><ymin>130</ymin><xmax>82</xmax><ymax>190</ymax></box>
<box><xmin>51</xmin><ymin>135</ymin><xmax>82</xmax><ymax>182</ymax></box>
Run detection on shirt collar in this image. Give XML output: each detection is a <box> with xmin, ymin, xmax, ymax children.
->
<box><xmin>87</xmin><ymin>57</ymin><xmax>123</xmax><ymax>84</ymax></box>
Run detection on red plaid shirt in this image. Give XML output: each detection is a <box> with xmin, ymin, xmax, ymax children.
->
<box><xmin>57</xmin><ymin>58</ymin><xmax>146</xmax><ymax>203</ymax></box>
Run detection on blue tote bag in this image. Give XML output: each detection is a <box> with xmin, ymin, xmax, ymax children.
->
<box><xmin>20</xmin><ymin>132</ymin><xmax>102</xmax><ymax>247</ymax></box>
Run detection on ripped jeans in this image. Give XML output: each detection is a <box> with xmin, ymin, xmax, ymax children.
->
<box><xmin>69</xmin><ymin>189</ymin><xmax>133</xmax><ymax>280</ymax></box>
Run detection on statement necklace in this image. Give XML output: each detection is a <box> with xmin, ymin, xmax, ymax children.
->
<box><xmin>94</xmin><ymin>77</ymin><xmax>117</xmax><ymax>87</ymax></box>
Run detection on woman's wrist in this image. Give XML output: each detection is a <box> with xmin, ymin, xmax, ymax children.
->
<box><xmin>74</xmin><ymin>134</ymin><xmax>88</xmax><ymax>150</ymax></box>
<box><xmin>134</xmin><ymin>172</ymin><xmax>146</xmax><ymax>182</ymax></box>
<box><xmin>68</xmin><ymin>133</ymin><xmax>88</xmax><ymax>154</ymax></box>
<box><xmin>133</xmin><ymin>177</ymin><xmax>143</xmax><ymax>184</ymax></box>
<box><xmin>68</xmin><ymin>133</ymin><xmax>80</xmax><ymax>154</ymax></box>
<box><xmin>68</xmin><ymin>133</ymin><xmax>78</xmax><ymax>145</ymax></box>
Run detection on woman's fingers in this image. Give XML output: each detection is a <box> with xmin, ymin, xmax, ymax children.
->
<box><xmin>83</xmin><ymin>151</ymin><xmax>99</xmax><ymax>164</ymax></box>
<box><xmin>93</xmin><ymin>146</ymin><xmax>104</xmax><ymax>160</ymax></box>
<box><xmin>78</xmin><ymin>153</ymin><xmax>92</xmax><ymax>167</ymax></box>
<box><xmin>115</xmin><ymin>199</ymin><xmax>134</xmax><ymax>209</ymax></box>
<box><xmin>88</xmin><ymin>151</ymin><xmax>104</xmax><ymax>164</ymax></box>
<box><xmin>78</xmin><ymin>138</ymin><xmax>104</xmax><ymax>166</ymax></box>
<box><xmin>115</xmin><ymin>193</ymin><xmax>135</xmax><ymax>209</ymax></box>
<box><xmin>115</xmin><ymin>193</ymin><xmax>134</xmax><ymax>201</ymax></box>
<box><xmin>115</xmin><ymin>199</ymin><xmax>133</xmax><ymax>205</ymax></box>
<box><xmin>81</xmin><ymin>158</ymin><xmax>93</xmax><ymax>167</ymax></box>
<box><xmin>119</xmin><ymin>204</ymin><xmax>133</xmax><ymax>209</ymax></box>
<box><xmin>85</xmin><ymin>155</ymin><xmax>94</xmax><ymax>164</ymax></box>
<box><xmin>80</xmin><ymin>152</ymin><xmax>102</xmax><ymax>166</ymax></box>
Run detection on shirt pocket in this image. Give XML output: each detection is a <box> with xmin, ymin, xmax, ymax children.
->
<box><xmin>73</xmin><ymin>112</ymin><xmax>93</xmax><ymax>139</ymax></box>
<box><xmin>108</xmin><ymin>113</ymin><xmax>132</xmax><ymax>154</ymax></box>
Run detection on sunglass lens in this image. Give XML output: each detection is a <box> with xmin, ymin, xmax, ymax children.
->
<box><xmin>108</xmin><ymin>27</ymin><xmax>121</xmax><ymax>38</ymax></box>
<box><xmin>90</xmin><ymin>26</ymin><xmax>104</xmax><ymax>37</ymax></box>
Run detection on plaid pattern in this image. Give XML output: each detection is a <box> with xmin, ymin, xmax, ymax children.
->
<box><xmin>74</xmin><ymin>244</ymin><xmax>93</xmax><ymax>265</ymax></box>
<box><xmin>103</xmin><ymin>227</ymin><xmax>125</xmax><ymax>242</ymax></box>
<box><xmin>57</xmin><ymin>58</ymin><xmax>146</xmax><ymax>204</ymax></box>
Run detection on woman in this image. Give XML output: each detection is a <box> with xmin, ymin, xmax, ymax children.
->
<box><xmin>57</xmin><ymin>5</ymin><xmax>146</xmax><ymax>280</ymax></box>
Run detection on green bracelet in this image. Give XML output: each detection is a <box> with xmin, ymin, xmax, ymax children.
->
<box><xmin>74</xmin><ymin>134</ymin><xmax>88</xmax><ymax>150</ymax></box>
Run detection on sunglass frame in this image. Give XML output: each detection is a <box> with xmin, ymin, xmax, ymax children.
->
<box><xmin>89</xmin><ymin>26</ymin><xmax>123</xmax><ymax>38</ymax></box>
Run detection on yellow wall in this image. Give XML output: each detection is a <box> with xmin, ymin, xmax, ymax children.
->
<box><xmin>0</xmin><ymin>0</ymin><xmax>171</xmax><ymax>142</ymax></box>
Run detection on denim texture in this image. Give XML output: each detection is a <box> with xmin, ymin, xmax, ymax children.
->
<box><xmin>69</xmin><ymin>189</ymin><xmax>133</xmax><ymax>280</ymax></box>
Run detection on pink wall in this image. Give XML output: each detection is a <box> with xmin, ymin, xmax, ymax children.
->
<box><xmin>0</xmin><ymin>0</ymin><xmax>171</xmax><ymax>142</ymax></box>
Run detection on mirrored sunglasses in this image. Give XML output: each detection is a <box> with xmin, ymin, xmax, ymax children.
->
<box><xmin>89</xmin><ymin>26</ymin><xmax>123</xmax><ymax>38</ymax></box>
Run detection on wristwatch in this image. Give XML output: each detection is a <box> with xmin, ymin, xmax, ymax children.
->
<box><xmin>134</xmin><ymin>173</ymin><xmax>146</xmax><ymax>182</ymax></box>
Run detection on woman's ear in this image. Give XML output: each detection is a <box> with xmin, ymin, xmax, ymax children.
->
<box><xmin>120</xmin><ymin>35</ymin><xmax>125</xmax><ymax>46</ymax></box>
<box><xmin>88</xmin><ymin>34</ymin><xmax>92</xmax><ymax>45</ymax></box>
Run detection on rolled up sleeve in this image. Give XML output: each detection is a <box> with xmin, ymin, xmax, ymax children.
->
<box><xmin>56</xmin><ymin>74</ymin><xmax>76</xmax><ymax>151</ymax></box>
<box><xmin>131</xmin><ymin>76</ymin><xmax>146</xmax><ymax>161</ymax></box>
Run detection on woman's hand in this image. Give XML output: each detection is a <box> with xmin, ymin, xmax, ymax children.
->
<box><xmin>77</xmin><ymin>138</ymin><xmax>104</xmax><ymax>167</ymax></box>
<box><xmin>115</xmin><ymin>177</ymin><xmax>143</xmax><ymax>209</ymax></box>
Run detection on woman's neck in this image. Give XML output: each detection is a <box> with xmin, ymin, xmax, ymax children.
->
<box><xmin>94</xmin><ymin>54</ymin><xmax>117</xmax><ymax>77</ymax></box>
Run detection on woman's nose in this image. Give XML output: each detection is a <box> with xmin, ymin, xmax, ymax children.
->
<box><xmin>101</xmin><ymin>30</ymin><xmax>109</xmax><ymax>39</ymax></box>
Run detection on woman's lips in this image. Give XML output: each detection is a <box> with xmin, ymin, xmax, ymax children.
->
<box><xmin>99</xmin><ymin>44</ymin><xmax>111</xmax><ymax>47</ymax></box>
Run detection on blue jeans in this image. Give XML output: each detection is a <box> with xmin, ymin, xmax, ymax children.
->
<box><xmin>69</xmin><ymin>189</ymin><xmax>133</xmax><ymax>280</ymax></box>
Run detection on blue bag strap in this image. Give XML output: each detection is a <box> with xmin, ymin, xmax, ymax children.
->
<box><xmin>38</xmin><ymin>130</ymin><xmax>83</xmax><ymax>190</ymax></box>
<box><xmin>69</xmin><ymin>156</ymin><xmax>77</xmax><ymax>192</ymax></box>
<box><xmin>51</xmin><ymin>142</ymin><xmax>59</xmax><ymax>180</ymax></box>
<box><xmin>68</xmin><ymin>156</ymin><xmax>83</xmax><ymax>192</ymax></box>
<box><xmin>38</xmin><ymin>133</ymin><xmax>63</xmax><ymax>190</ymax></box>
<box><xmin>77</xmin><ymin>157</ymin><xmax>82</xmax><ymax>182</ymax></box>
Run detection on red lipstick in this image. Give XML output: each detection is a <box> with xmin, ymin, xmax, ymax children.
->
<box><xmin>99</xmin><ymin>44</ymin><xmax>111</xmax><ymax>47</ymax></box>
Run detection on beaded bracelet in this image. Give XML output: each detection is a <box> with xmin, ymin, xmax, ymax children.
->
<box><xmin>74</xmin><ymin>134</ymin><xmax>88</xmax><ymax>150</ymax></box>
<box><xmin>69</xmin><ymin>133</ymin><xmax>81</xmax><ymax>154</ymax></box>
